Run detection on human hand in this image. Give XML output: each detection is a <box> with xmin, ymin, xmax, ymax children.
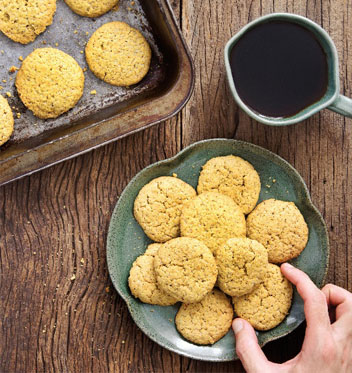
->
<box><xmin>232</xmin><ymin>263</ymin><xmax>352</xmax><ymax>373</ymax></box>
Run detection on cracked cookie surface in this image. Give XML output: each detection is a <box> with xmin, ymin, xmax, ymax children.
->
<box><xmin>180</xmin><ymin>191</ymin><xmax>246</xmax><ymax>254</ymax></box>
<box><xmin>16</xmin><ymin>48</ymin><xmax>84</xmax><ymax>119</ymax></box>
<box><xmin>233</xmin><ymin>263</ymin><xmax>293</xmax><ymax>330</ymax></box>
<box><xmin>64</xmin><ymin>0</ymin><xmax>119</xmax><ymax>18</ymax></box>
<box><xmin>153</xmin><ymin>237</ymin><xmax>217</xmax><ymax>303</ymax></box>
<box><xmin>128</xmin><ymin>243</ymin><xmax>178</xmax><ymax>306</ymax></box>
<box><xmin>247</xmin><ymin>199</ymin><xmax>309</xmax><ymax>263</ymax></box>
<box><xmin>216</xmin><ymin>237</ymin><xmax>269</xmax><ymax>297</ymax></box>
<box><xmin>134</xmin><ymin>176</ymin><xmax>196</xmax><ymax>242</ymax></box>
<box><xmin>197</xmin><ymin>155</ymin><xmax>261</xmax><ymax>214</ymax></box>
<box><xmin>175</xmin><ymin>289</ymin><xmax>233</xmax><ymax>345</ymax></box>
<box><xmin>0</xmin><ymin>0</ymin><xmax>56</xmax><ymax>44</ymax></box>
<box><xmin>86</xmin><ymin>21</ymin><xmax>151</xmax><ymax>86</ymax></box>
<box><xmin>0</xmin><ymin>95</ymin><xmax>14</xmax><ymax>146</ymax></box>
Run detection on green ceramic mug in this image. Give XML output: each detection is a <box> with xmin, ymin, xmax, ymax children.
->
<box><xmin>224</xmin><ymin>13</ymin><xmax>352</xmax><ymax>126</ymax></box>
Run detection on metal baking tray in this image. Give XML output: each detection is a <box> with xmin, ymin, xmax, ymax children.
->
<box><xmin>0</xmin><ymin>0</ymin><xmax>194</xmax><ymax>186</ymax></box>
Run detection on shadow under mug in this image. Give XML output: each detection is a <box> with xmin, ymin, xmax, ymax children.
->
<box><xmin>224</xmin><ymin>13</ymin><xmax>352</xmax><ymax>126</ymax></box>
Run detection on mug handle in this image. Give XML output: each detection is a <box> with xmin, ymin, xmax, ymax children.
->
<box><xmin>328</xmin><ymin>94</ymin><xmax>352</xmax><ymax>117</ymax></box>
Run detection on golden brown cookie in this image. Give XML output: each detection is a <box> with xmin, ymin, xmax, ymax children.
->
<box><xmin>246</xmin><ymin>199</ymin><xmax>309</xmax><ymax>263</ymax></box>
<box><xmin>233</xmin><ymin>264</ymin><xmax>293</xmax><ymax>330</ymax></box>
<box><xmin>216</xmin><ymin>237</ymin><xmax>269</xmax><ymax>297</ymax></box>
<box><xmin>175</xmin><ymin>289</ymin><xmax>233</xmax><ymax>345</ymax></box>
<box><xmin>153</xmin><ymin>237</ymin><xmax>217</xmax><ymax>303</ymax></box>
<box><xmin>0</xmin><ymin>0</ymin><xmax>56</xmax><ymax>44</ymax></box>
<box><xmin>16</xmin><ymin>48</ymin><xmax>84</xmax><ymax>119</ymax></box>
<box><xmin>180</xmin><ymin>191</ymin><xmax>246</xmax><ymax>254</ymax></box>
<box><xmin>0</xmin><ymin>95</ymin><xmax>14</xmax><ymax>146</ymax></box>
<box><xmin>85</xmin><ymin>21</ymin><xmax>151</xmax><ymax>86</ymax></box>
<box><xmin>197</xmin><ymin>155</ymin><xmax>261</xmax><ymax>214</ymax></box>
<box><xmin>134</xmin><ymin>176</ymin><xmax>196</xmax><ymax>243</ymax></box>
<box><xmin>64</xmin><ymin>0</ymin><xmax>119</xmax><ymax>18</ymax></box>
<box><xmin>128</xmin><ymin>244</ymin><xmax>178</xmax><ymax>306</ymax></box>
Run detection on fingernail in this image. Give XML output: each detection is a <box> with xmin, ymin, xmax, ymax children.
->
<box><xmin>233</xmin><ymin>319</ymin><xmax>243</xmax><ymax>334</ymax></box>
<box><xmin>283</xmin><ymin>262</ymin><xmax>294</xmax><ymax>270</ymax></box>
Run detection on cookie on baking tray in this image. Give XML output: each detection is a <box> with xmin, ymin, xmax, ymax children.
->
<box><xmin>128</xmin><ymin>243</ymin><xmax>178</xmax><ymax>306</ymax></box>
<box><xmin>246</xmin><ymin>198</ymin><xmax>309</xmax><ymax>263</ymax></box>
<box><xmin>16</xmin><ymin>48</ymin><xmax>84</xmax><ymax>119</ymax></box>
<box><xmin>64</xmin><ymin>0</ymin><xmax>119</xmax><ymax>18</ymax></box>
<box><xmin>197</xmin><ymin>155</ymin><xmax>261</xmax><ymax>214</ymax></box>
<box><xmin>133</xmin><ymin>176</ymin><xmax>196</xmax><ymax>243</ymax></box>
<box><xmin>153</xmin><ymin>237</ymin><xmax>217</xmax><ymax>304</ymax></box>
<box><xmin>175</xmin><ymin>289</ymin><xmax>233</xmax><ymax>345</ymax></box>
<box><xmin>0</xmin><ymin>95</ymin><xmax>14</xmax><ymax>146</ymax></box>
<box><xmin>233</xmin><ymin>264</ymin><xmax>293</xmax><ymax>331</ymax></box>
<box><xmin>85</xmin><ymin>21</ymin><xmax>151</xmax><ymax>86</ymax></box>
<box><xmin>0</xmin><ymin>0</ymin><xmax>56</xmax><ymax>44</ymax></box>
<box><xmin>180</xmin><ymin>191</ymin><xmax>246</xmax><ymax>254</ymax></box>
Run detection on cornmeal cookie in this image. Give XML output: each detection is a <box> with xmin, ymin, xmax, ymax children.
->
<box><xmin>128</xmin><ymin>244</ymin><xmax>178</xmax><ymax>306</ymax></box>
<box><xmin>180</xmin><ymin>192</ymin><xmax>246</xmax><ymax>254</ymax></box>
<box><xmin>0</xmin><ymin>95</ymin><xmax>14</xmax><ymax>146</ymax></box>
<box><xmin>175</xmin><ymin>289</ymin><xmax>233</xmax><ymax>345</ymax></box>
<box><xmin>86</xmin><ymin>21</ymin><xmax>151</xmax><ymax>86</ymax></box>
<box><xmin>216</xmin><ymin>237</ymin><xmax>269</xmax><ymax>297</ymax></box>
<box><xmin>64</xmin><ymin>0</ymin><xmax>119</xmax><ymax>18</ymax></box>
<box><xmin>154</xmin><ymin>237</ymin><xmax>217</xmax><ymax>303</ymax></box>
<box><xmin>233</xmin><ymin>264</ymin><xmax>293</xmax><ymax>330</ymax></box>
<box><xmin>0</xmin><ymin>0</ymin><xmax>56</xmax><ymax>44</ymax></box>
<box><xmin>197</xmin><ymin>155</ymin><xmax>261</xmax><ymax>214</ymax></box>
<box><xmin>247</xmin><ymin>199</ymin><xmax>309</xmax><ymax>263</ymax></box>
<box><xmin>134</xmin><ymin>176</ymin><xmax>196</xmax><ymax>243</ymax></box>
<box><xmin>16</xmin><ymin>48</ymin><xmax>84</xmax><ymax>119</ymax></box>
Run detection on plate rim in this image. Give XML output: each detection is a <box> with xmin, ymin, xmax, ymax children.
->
<box><xmin>106</xmin><ymin>138</ymin><xmax>330</xmax><ymax>362</ymax></box>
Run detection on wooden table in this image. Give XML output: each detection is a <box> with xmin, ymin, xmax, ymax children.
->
<box><xmin>1</xmin><ymin>1</ymin><xmax>351</xmax><ymax>372</ymax></box>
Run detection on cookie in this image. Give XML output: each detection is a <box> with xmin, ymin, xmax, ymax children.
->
<box><xmin>180</xmin><ymin>191</ymin><xmax>246</xmax><ymax>254</ymax></box>
<box><xmin>16</xmin><ymin>48</ymin><xmax>84</xmax><ymax>119</ymax></box>
<box><xmin>85</xmin><ymin>21</ymin><xmax>151</xmax><ymax>86</ymax></box>
<box><xmin>0</xmin><ymin>0</ymin><xmax>56</xmax><ymax>44</ymax></box>
<box><xmin>175</xmin><ymin>289</ymin><xmax>233</xmax><ymax>345</ymax></box>
<box><xmin>216</xmin><ymin>237</ymin><xmax>269</xmax><ymax>297</ymax></box>
<box><xmin>0</xmin><ymin>95</ymin><xmax>14</xmax><ymax>146</ymax></box>
<box><xmin>246</xmin><ymin>199</ymin><xmax>309</xmax><ymax>263</ymax></box>
<box><xmin>128</xmin><ymin>244</ymin><xmax>178</xmax><ymax>306</ymax></box>
<box><xmin>233</xmin><ymin>264</ymin><xmax>293</xmax><ymax>330</ymax></box>
<box><xmin>134</xmin><ymin>176</ymin><xmax>196</xmax><ymax>243</ymax></box>
<box><xmin>153</xmin><ymin>237</ymin><xmax>217</xmax><ymax>303</ymax></box>
<box><xmin>64</xmin><ymin>0</ymin><xmax>119</xmax><ymax>18</ymax></box>
<box><xmin>197</xmin><ymin>155</ymin><xmax>261</xmax><ymax>214</ymax></box>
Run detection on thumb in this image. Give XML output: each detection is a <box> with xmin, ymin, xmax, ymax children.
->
<box><xmin>233</xmin><ymin>318</ymin><xmax>271</xmax><ymax>373</ymax></box>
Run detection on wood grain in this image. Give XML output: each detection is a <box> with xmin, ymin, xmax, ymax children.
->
<box><xmin>0</xmin><ymin>0</ymin><xmax>351</xmax><ymax>372</ymax></box>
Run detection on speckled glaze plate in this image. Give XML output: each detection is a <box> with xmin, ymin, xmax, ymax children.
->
<box><xmin>106</xmin><ymin>138</ymin><xmax>329</xmax><ymax>362</ymax></box>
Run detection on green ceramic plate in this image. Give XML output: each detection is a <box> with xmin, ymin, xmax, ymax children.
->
<box><xmin>106</xmin><ymin>139</ymin><xmax>329</xmax><ymax>362</ymax></box>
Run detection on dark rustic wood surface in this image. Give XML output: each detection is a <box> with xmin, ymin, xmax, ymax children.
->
<box><xmin>1</xmin><ymin>1</ymin><xmax>351</xmax><ymax>372</ymax></box>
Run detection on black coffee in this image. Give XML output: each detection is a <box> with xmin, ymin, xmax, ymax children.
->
<box><xmin>230</xmin><ymin>21</ymin><xmax>328</xmax><ymax>117</ymax></box>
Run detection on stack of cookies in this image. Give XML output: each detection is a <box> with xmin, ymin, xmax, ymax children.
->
<box><xmin>129</xmin><ymin>155</ymin><xmax>309</xmax><ymax>345</ymax></box>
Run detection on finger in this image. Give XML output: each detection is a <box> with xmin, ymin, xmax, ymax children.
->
<box><xmin>233</xmin><ymin>318</ymin><xmax>271</xmax><ymax>373</ymax></box>
<box><xmin>322</xmin><ymin>284</ymin><xmax>352</xmax><ymax>319</ymax></box>
<box><xmin>322</xmin><ymin>284</ymin><xmax>352</xmax><ymax>332</ymax></box>
<box><xmin>281</xmin><ymin>263</ymin><xmax>331</xmax><ymax>335</ymax></box>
